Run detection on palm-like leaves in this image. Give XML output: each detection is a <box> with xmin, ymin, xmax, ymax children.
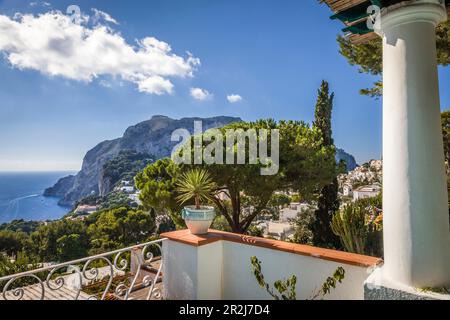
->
<box><xmin>175</xmin><ymin>169</ymin><xmax>216</xmax><ymax>209</ymax></box>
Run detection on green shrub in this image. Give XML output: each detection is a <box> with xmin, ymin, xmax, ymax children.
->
<box><xmin>250</xmin><ymin>256</ymin><xmax>345</xmax><ymax>300</ymax></box>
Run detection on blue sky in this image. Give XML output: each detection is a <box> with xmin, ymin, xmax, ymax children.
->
<box><xmin>0</xmin><ymin>0</ymin><xmax>448</xmax><ymax>171</ymax></box>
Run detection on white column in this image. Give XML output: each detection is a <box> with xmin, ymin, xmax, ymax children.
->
<box><xmin>377</xmin><ymin>0</ymin><xmax>450</xmax><ymax>288</ymax></box>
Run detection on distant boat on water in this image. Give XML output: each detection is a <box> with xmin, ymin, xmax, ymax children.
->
<box><xmin>0</xmin><ymin>172</ymin><xmax>75</xmax><ymax>224</ymax></box>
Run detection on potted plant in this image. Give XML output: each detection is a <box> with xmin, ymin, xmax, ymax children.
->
<box><xmin>176</xmin><ymin>169</ymin><xmax>216</xmax><ymax>235</ymax></box>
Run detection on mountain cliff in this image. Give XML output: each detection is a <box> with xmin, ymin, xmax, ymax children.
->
<box><xmin>336</xmin><ymin>149</ymin><xmax>358</xmax><ymax>172</ymax></box>
<box><xmin>45</xmin><ymin>115</ymin><xmax>242</xmax><ymax>206</ymax></box>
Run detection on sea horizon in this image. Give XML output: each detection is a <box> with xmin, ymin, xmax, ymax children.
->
<box><xmin>0</xmin><ymin>171</ymin><xmax>77</xmax><ymax>224</ymax></box>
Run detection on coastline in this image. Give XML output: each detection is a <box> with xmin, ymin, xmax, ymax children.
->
<box><xmin>0</xmin><ymin>171</ymin><xmax>76</xmax><ymax>224</ymax></box>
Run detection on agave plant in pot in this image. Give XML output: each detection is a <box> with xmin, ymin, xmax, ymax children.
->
<box><xmin>176</xmin><ymin>169</ymin><xmax>217</xmax><ymax>235</ymax></box>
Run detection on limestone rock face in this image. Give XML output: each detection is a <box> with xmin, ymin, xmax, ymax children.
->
<box><xmin>46</xmin><ymin>115</ymin><xmax>241</xmax><ymax>206</ymax></box>
<box><xmin>44</xmin><ymin>175</ymin><xmax>76</xmax><ymax>198</ymax></box>
<box><xmin>98</xmin><ymin>173</ymin><xmax>113</xmax><ymax>197</ymax></box>
<box><xmin>336</xmin><ymin>148</ymin><xmax>358</xmax><ymax>172</ymax></box>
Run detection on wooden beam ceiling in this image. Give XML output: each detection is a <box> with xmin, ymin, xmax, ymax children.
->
<box><xmin>321</xmin><ymin>0</ymin><xmax>368</xmax><ymax>13</ymax></box>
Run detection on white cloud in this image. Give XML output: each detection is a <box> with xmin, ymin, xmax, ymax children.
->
<box><xmin>137</xmin><ymin>76</ymin><xmax>174</xmax><ymax>95</ymax></box>
<box><xmin>92</xmin><ymin>8</ymin><xmax>118</xmax><ymax>25</ymax></box>
<box><xmin>227</xmin><ymin>94</ymin><xmax>243</xmax><ymax>103</ymax></box>
<box><xmin>0</xmin><ymin>10</ymin><xmax>200</xmax><ymax>95</ymax></box>
<box><xmin>29</xmin><ymin>2</ymin><xmax>51</xmax><ymax>8</ymax></box>
<box><xmin>190</xmin><ymin>87</ymin><xmax>213</xmax><ymax>101</ymax></box>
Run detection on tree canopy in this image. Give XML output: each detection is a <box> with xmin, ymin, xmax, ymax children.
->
<box><xmin>88</xmin><ymin>207</ymin><xmax>156</xmax><ymax>253</ymax></box>
<box><xmin>136</xmin><ymin>119</ymin><xmax>336</xmax><ymax>233</ymax></box>
<box><xmin>0</xmin><ymin>206</ymin><xmax>156</xmax><ymax>263</ymax></box>
<box><xmin>29</xmin><ymin>219</ymin><xmax>89</xmax><ymax>262</ymax></box>
<box><xmin>135</xmin><ymin>158</ymin><xmax>185</xmax><ymax>229</ymax></box>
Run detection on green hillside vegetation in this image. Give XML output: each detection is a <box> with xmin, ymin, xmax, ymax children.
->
<box><xmin>0</xmin><ymin>207</ymin><xmax>156</xmax><ymax>277</ymax></box>
<box><xmin>70</xmin><ymin>191</ymin><xmax>139</xmax><ymax>216</ymax></box>
<box><xmin>102</xmin><ymin>150</ymin><xmax>154</xmax><ymax>189</ymax></box>
<box><xmin>0</xmin><ymin>220</ymin><xmax>42</xmax><ymax>234</ymax></box>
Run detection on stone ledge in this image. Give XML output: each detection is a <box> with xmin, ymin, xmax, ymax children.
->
<box><xmin>161</xmin><ymin>229</ymin><xmax>383</xmax><ymax>268</ymax></box>
<box><xmin>364</xmin><ymin>268</ymin><xmax>450</xmax><ymax>300</ymax></box>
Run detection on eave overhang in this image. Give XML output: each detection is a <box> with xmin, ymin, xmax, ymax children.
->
<box><xmin>321</xmin><ymin>0</ymin><xmax>450</xmax><ymax>44</ymax></box>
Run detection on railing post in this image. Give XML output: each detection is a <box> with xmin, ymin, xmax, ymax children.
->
<box><xmin>162</xmin><ymin>232</ymin><xmax>223</xmax><ymax>300</ymax></box>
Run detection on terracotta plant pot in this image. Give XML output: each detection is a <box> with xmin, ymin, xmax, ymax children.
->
<box><xmin>182</xmin><ymin>206</ymin><xmax>216</xmax><ymax>235</ymax></box>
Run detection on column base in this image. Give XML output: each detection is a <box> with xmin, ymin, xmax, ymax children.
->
<box><xmin>364</xmin><ymin>267</ymin><xmax>450</xmax><ymax>300</ymax></box>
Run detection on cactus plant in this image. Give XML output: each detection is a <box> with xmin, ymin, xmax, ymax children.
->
<box><xmin>331</xmin><ymin>204</ymin><xmax>367</xmax><ymax>254</ymax></box>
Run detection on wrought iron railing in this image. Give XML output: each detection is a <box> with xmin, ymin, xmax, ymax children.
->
<box><xmin>0</xmin><ymin>239</ymin><xmax>165</xmax><ymax>300</ymax></box>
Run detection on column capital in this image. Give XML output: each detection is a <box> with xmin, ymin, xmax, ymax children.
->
<box><xmin>375</xmin><ymin>1</ymin><xmax>447</xmax><ymax>36</ymax></box>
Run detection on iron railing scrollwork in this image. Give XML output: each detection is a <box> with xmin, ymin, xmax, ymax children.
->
<box><xmin>0</xmin><ymin>239</ymin><xmax>165</xmax><ymax>300</ymax></box>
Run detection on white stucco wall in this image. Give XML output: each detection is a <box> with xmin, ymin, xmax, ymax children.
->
<box><xmin>163</xmin><ymin>239</ymin><xmax>374</xmax><ymax>300</ymax></box>
<box><xmin>197</xmin><ymin>241</ymin><xmax>223</xmax><ymax>299</ymax></box>
<box><xmin>222</xmin><ymin>242</ymin><xmax>371</xmax><ymax>300</ymax></box>
<box><xmin>162</xmin><ymin>241</ymin><xmax>198</xmax><ymax>300</ymax></box>
<box><xmin>162</xmin><ymin>240</ymin><xmax>223</xmax><ymax>300</ymax></box>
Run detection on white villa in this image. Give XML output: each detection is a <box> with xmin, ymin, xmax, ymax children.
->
<box><xmin>1</xmin><ymin>0</ymin><xmax>450</xmax><ymax>301</ymax></box>
<box><xmin>73</xmin><ymin>205</ymin><xmax>99</xmax><ymax>215</ymax></box>
<box><xmin>119</xmin><ymin>186</ymin><xmax>135</xmax><ymax>193</ymax></box>
<box><xmin>353</xmin><ymin>184</ymin><xmax>382</xmax><ymax>201</ymax></box>
<box><xmin>343</xmin><ymin>183</ymin><xmax>353</xmax><ymax>197</ymax></box>
<box><xmin>264</xmin><ymin>222</ymin><xmax>295</xmax><ymax>241</ymax></box>
<box><xmin>128</xmin><ymin>191</ymin><xmax>142</xmax><ymax>206</ymax></box>
<box><xmin>279</xmin><ymin>202</ymin><xmax>310</xmax><ymax>222</ymax></box>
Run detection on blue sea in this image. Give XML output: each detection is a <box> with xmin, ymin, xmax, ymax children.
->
<box><xmin>0</xmin><ymin>172</ymin><xmax>76</xmax><ymax>224</ymax></box>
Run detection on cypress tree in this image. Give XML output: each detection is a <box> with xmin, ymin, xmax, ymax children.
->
<box><xmin>313</xmin><ymin>81</ymin><xmax>334</xmax><ymax>147</ymax></box>
<box><xmin>310</xmin><ymin>81</ymin><xmax>341</xmax><ymax>249</ymax></box>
